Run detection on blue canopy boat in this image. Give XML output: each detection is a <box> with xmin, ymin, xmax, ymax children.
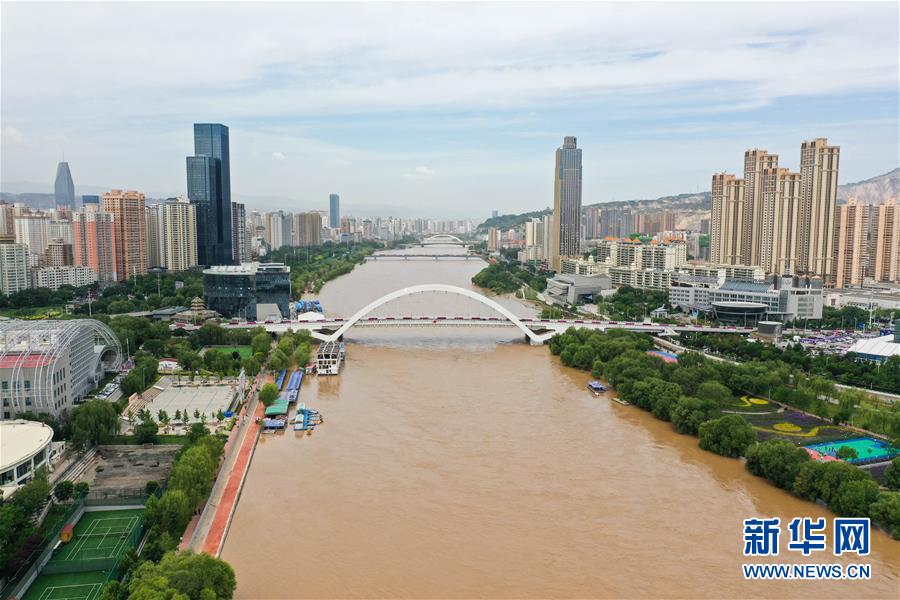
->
<box><xmin>587</xmin><ymin>380</ymin><xmax>608</xmax><ymax>395</ymax></box>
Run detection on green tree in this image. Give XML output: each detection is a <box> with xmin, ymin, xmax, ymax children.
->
<box><xmin>829</xmin><ymin>479</ymin><xmax>881</xmax><ymax>518</ymax></box>
<box><xmin>294</xmin><ymin>343</ymin><xmax>312</xmax><ymax>367</ymax></box>
<box><xmin>267</xmin><ymin>349</ymin><xmax>289</xmax><ymax>373</ymax></box>
<box><xmin>71</xmin><ymin>399</ymin><xmax>119</xmax><ymax>447</ymax></box>
<box><xmin>744</xmin><ymin>440</ymin><xmax>810</xmax><ymax>490</ymax></box>
<box><xmin>670</xmin><ymin>396</ymin><xmax>719</xmax><ymax>436</ymax></box>
<box><xmin>793</xmin><ymin>461</ymin><xmax>870</xmax><ymax>505</ymax></box>
<box><xmin>74</xmin><ymin>481</ymin><xmax>90</xmax><ymax>497</ymax></box>
<box><xmin>869</xmin><ymin>492</ymin><xmax>900</xmax><ymax>540</ymax></box>
<box><xmin>146</xmin><ymin>489</ymin><xmax>195</xmax><ymax>535</ymax></box>
<box><xmin>698</xmin><ymin>415</ymin><xmax>756</xmax><ymax>458</ymax></box>
<box><xmin>187</xmin><ymin>422</ymin><xmax>209</xmax><ymax>444</ymax></box>
<box><xmin>259</xmin><ymin>382</ymin><xmax>280</xmax><ymax>407</ymax></box>
<box><xmin>241</xmin><ymin>356</ymin><xmax>260</xmax><ymax>377</ymax></box>
<box><xmin>53</xmin><ymin>480</ymin><xmax>75</xmax><ymax>502</ymax></box>
<box><xmin>882</xmin><ymin>457</ymin><xmax>900</xmax><ymax>491</ymax></box>
<box><xmin>127</xmin><ymin>550</ymin><xmax>236</xmax><ymax>600</ymax></box>
<box><xmin>251</xmin><ymin>332</ymin><xmax>273</xmax><ymax>357</ymax></box>
<box><xmin>134</xmin><ymin>417</ymin><xmax>159</xmax><ymax>444</ymax></box>
<box><xmin>144</xmin><ymin>480</ymin><xmax>160</xmax><ymax>497</ymax></box>
<box><xmin>695</xmin><ymin>381</ymin><xmax>733</xmax><ymax>405</ymax></box>
<box><xmin>835</xmin><ymin>446</ymin><xmax>858</xmax><ymax>461</ymax></box>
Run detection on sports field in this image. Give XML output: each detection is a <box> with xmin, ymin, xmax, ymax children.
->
<box><xmin>805</xmin><ymin>436</ymin><xmax>899</xmax><ymax>464</ymax></box>
<box><xmin>48</xmin><ymin>509</ymin><xmax>143</xmax><ymax>564</ymax></box>
<box><xmin>209</xmin><ymin>345</ymin><xmax>254</xmax><ymax>359</ymax></box>
<box><xmin>20</xmin><ymin>508</ymin><xmax>144</xmax><ymax>600</ymax></box>
<box><xmin>22</xmin><ymin>570</ymin><xmax>108</xmax><ymax>600</ymax></box>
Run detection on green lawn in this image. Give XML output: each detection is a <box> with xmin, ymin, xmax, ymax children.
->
<box><xmin>207</xmin><ymin>345</ymin><xmax>254</xmax><ymax>359</ymax></box>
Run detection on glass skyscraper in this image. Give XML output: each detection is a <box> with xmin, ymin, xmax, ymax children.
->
<box><xmin>54</xmin><ymin>162</ymin><xmax>76</xmax><ymax>209</ymax></box>
<box><xmin>329</xmin><ymin>194</ymin><xmax>340</xmax><ymax>229</ymax></box>
<box><xmin>187</xmin><ymin>123</ymin><xmax>233</xmax><ymax>266</ymax></box>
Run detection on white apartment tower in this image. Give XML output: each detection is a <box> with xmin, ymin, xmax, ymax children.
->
<box><xmin>709</xmin><ymin>173</ymin><xmax>745</xmax><ymax>265</ymax></box>
<box><xmin>163</xmin><ymin>198</ymin><xmax>198</xmax><ymax>272</ymax></box>
<box><xmin>709</xmin><ymin>139</ymin><xmax>839</xmax><ymax>282</ymax></box>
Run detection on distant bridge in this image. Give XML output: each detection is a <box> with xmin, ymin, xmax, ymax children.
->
<box><xmin>366</xmin><ymin>253</ymin><xmax>476</xmax><ymax>260</ymax></box>
<box><xmin>420</xmin><ymin>234</ymin><xmax>467</xmax><ymax>246</ymax></box>
<box><xmin>183</xmin><ymin>284</ymin><xmax>755</xmax><ymax>344</ymax></box>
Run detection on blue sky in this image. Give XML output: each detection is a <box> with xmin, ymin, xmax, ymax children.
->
<box><xmin>2</xmin><ymin>2</ymin><xmax>898</xmax><ymax>218</ymax></box>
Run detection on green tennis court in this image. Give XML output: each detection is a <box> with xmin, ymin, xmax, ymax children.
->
<box><xmin>22</xmin><ymin>570</ymin><xmax>108</xmax><ymax>600</ymax></box>
<box><xmin>48</xmin><ymin>509</ymin><xmax>143</xmax><ymax>564</ymax></box>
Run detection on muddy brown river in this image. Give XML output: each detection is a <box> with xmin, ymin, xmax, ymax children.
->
<box><xmin>222</xmin><ymin>247</ymin><xmax>899</xmax><ymax>598</ymax></box>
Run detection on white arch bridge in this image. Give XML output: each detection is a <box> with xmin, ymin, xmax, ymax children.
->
<box><xmin>420</xmin><ymin>234</ymin><xmax>468</xmax><ymax>246</ymax></box>
<box><xmin>202</xmin><ymin>284</ymin><xmax>755</xmax><ymax>345</ymax></box>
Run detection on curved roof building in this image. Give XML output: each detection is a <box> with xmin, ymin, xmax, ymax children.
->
<box><xmin>0</xmin><ymin>420</ymin><xmax>54</xmax><ymax>495</ymax></box>
<box><xmin>711</xmin><ymin>301</ymin><xmax>768</xmax><ymax>326</ymax></box>
<box><xmin>0</xmin><ymin>320</ymin><xmax>122</xmax><ymax>420</ymax></box>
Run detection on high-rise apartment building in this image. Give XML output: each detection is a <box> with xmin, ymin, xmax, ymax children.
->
<box><xmin>599</xmin><ymin>206</ymin><xmax>634</xmax><ymax>239</ymax></box>
<box><xmin>294</xmin><ymin>212</ymin><xmax>322</xmax><ymax>247</ymax></box>
<box><xmin>54</xmin><ymin>162</ymin><xmax>76</xmax><ymax>210</ymax></box>
<box><xmin>871</xmin><ymin>198</ymin><xmax>899</xmax><ymax>284</ymax></box>
<box><xmin>0</xmin><ymin>203</ymin><xmax>14</xmax><ymax>243</ymax></box>
<box><xmin>329</xmin><ymin>194</ymin><xmax>340</xmax><ymax>229</ymax></box>
<box><xmin>187</xmin><ymin>123</ymin><xmax>232</xmax><ymax>266</ymax></box>
<box><xmin>231</xmin><ymin>202</ymin><xmax>251</xmax><ymax>263</ymax></box>
<box><xmin>710</xmin><ymin>139</ymin><xmax>839</xmax><ymax>282</ymax></box>
<box><xmin>741</xmin><ymin>149</ymin><xmax>779</xmax><ymax>266</ymax></box>
<box><xmin>487</xmin><ymin>227</ymin><xmax>499</xmax><ymax>252</ymax></box>
<box><xmin>47</xmin><ymin>221</ymin><xmax>72</xmax><ymax>245</ymax></box>
<box><xmin>833</xmin><ymin>198</ymin><xmax>870</xmax><ymax>288</ymax></box>
<box><xmin>146</xmin><ymin>204</ymin><xmax>165</xmax><ymax>269</ymax></box>
<box><xmin>14</xmin><ymin>214</ymin><xmax>50</xmax><ymax>261</ymax></box>
<box><xmin>759</xmin><ymin>167</ymin><xmax>802</xmax><ymax>275</ymax></box>
<box><xmin>102</xmin><ymin>189</ymin><xmax>147</xmax><ymax>280</ymax></box>
<box><xmin>582</xmin><ymin>206</ymin><xmax>600</xmax><ymax>240</ymax></box>
<box><xmin>0</xmin><ymin>243</ymin><xmax>29</xmax><ymax>294</ymax></box>
<box><xmin>162</xmin><ymin>198</ymin><xmax>198</xmax><ymax>273</ymax></box>
<box><xmin>73</xmin><ymin>203</ymin><xmax>118</xmax><ymax>283</ymax></box>
<box><xmin>798</xmin><ymin>139</ymin><xmax>840</xmax><ymax>280</ymax></box>
<box><xmin>264</xmin><ymin>211</ymin><xmax>292</xmax><ymax>250</ymax></box>
<box><xmin>550</xmin><ymin>136</ymin><xmax>582</xmax><ymax>271</ymax></box>
<box><xmin>44</xmin><ymin>239</ymin><xmax>73</xmax><ymax>267</ymax></box>
<box><xmin>709</xmin><ymin>173</ymin><xmax>745</xmax><ymax>265</ymax></box>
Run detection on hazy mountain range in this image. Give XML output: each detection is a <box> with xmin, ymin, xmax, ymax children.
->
<box><xmin>476</xmin><ymin>168</ymin><xmax>898</xmax><ymax>231</ymax></box>
<box><xmin>2</xmin><ymin>168</ymin><xmax>896</xmax><ymax>220</ymax></box>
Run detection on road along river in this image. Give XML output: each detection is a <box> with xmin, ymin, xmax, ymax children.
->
<box><xmin>222</xmin><ymin>247</ymin><xmax>899</xmax><ymax>599</ymax></box>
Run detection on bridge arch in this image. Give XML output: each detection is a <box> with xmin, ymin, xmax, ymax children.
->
<box><xmin>421</xmin><ymin>234</ymin><xmax>466</xmax><ymax>244</ymax></box>
<box><xmin>322</xmin><ymin>284</ymin><xmax>541</xmax><ymax>342</ymax></box>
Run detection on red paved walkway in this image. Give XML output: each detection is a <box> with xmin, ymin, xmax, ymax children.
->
<box><xmin>201</xmin><ymin>384</ymin><xmax>266</xmax><ymax>556</ymax></box>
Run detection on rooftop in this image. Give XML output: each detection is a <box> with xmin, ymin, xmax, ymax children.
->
<box><xmin>203</xmin><ymin>262</ymin><xmax>290</xmax><ymax>276</ymax></box>
<box><xmin>0</xmin><ymin>420</ymin><xmax>54</xmax><ymax>472</ymax></box>
<box><xmin>846</xmin><ymin>335</ymin><xmax>900</xmax><ymax>359</ymax></box>
<box><xmin>718</xmin><ymin>281</ymin><xmax>773</xmax><ymax>293</ymax></box>
<box><xmin>0</xmin><ymin>353</ymin><xmax>55</xmax><ymax>369</ymax></box>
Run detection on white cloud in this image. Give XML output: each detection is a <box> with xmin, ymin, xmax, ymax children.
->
<box><xmin>403</xmin><ymin>166</ymin><xmax>436</xmax><ymax>179</ymax></box>
<box><xmin>0</xmin><ymin>2</ymin><xmax>897</xmax><ymax>214</ymax></box>
<box><xmin>1</xmin><ymin>126</ymin><xmax>26</xmax><ymax>147</ymax></box>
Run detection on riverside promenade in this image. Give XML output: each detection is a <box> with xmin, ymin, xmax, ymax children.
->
<box><xmin>183</xmin><ymin>373</ymin><xmax>267</xmax><ymax>556</ymax></box>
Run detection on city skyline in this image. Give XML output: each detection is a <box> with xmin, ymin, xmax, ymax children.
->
<box><xmin>2</xmin><ymin>3</ymin><xmax>898</xmax><ymax>217</ymax></box>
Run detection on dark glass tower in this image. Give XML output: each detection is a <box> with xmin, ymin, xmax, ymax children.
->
<box><xmin>329</xmin><ymin>194</ymin><xmax>340</xmax><ymax>229</ymax></box>
<box><xmin>187</xmin><ymin>123</ymin><xmax>233</xmax><ymax>266</ymax></box>
<box><xmin>54</xmin><ymin>162</ymin><xmax>76</xmax><ymax>209</ymax></box>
